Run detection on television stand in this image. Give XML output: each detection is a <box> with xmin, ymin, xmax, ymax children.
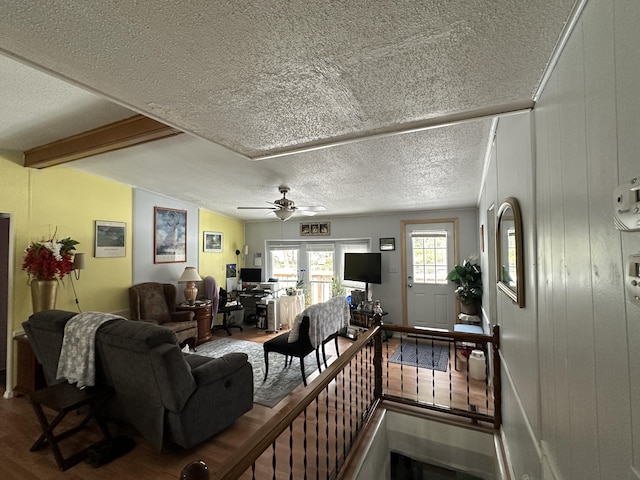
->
<box><xmin>340</xmin><ymin>307</ymin><xmax>388</xmax><ymax>340</ymax></box>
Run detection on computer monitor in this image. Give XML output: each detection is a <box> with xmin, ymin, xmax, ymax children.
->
<box><xmin>240</xmin><ymin>268</ymin><xmax>262</xmax><ymax>283</ymax></box>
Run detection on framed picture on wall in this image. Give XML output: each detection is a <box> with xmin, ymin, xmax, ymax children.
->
<box><xmin>203</xmin><ymin>231</ymin><xmax>223</xmax><ymax>252</ymax></box>
<box><xmin>379</xmin><ymin>237</ymin><xmax>395</xmax><ymax>251</ymax></box>
<box><xmin>299</xmin><ymin>221</ymin><xmax>331</xmax><ymax>236</ymax></box>
<box><xmin>95</xmin><ymin>220</ymin><xmax>126</xmax><ymax>257</ymax></box>
<box><xmin>154</xmin><ymin>206</ymin><xmax>187</xmax><ymax>263</ymax></box>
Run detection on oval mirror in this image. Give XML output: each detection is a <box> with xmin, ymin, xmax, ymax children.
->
<box><xmin>496</xmin><ymin>197</ymin><xmax>524</xmax><ymax>307</ymax></box>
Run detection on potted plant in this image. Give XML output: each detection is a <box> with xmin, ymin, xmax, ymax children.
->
<box><xmin>447</xmin><ymin>259</ymin><xmax>482</xmax><ymax>315</ymax></box>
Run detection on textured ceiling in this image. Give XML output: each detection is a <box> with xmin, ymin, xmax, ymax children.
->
<box><xmin>0</xmin><ymin>0</ymin><xmax>577</xmax><ymax>221</ymax></box>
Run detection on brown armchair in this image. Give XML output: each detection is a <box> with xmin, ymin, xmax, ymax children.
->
<box><xmin>129</xmin><ymin>282</ymin><xmax>197</xmax><ymax>348</ymax></box>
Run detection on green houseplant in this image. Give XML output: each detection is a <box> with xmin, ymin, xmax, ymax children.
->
<box><xmin>447</xmin><ymin>259</ymin><xmax>482</xmax><ymax>314</ymax></box>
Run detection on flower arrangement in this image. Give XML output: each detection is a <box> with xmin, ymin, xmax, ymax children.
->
<box><xmin>296</xmin><ymin>269</ymin><xmax>306</xmax><ymax>290</ymax></box>
<box><xmin>22</xmin><ymin>236</ymin><xmax>79</xmax><ymax>281</ymax></box>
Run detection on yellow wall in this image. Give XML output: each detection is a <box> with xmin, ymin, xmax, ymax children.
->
<box><xmin>0</xmin><ymin>153</ymin><xmax>133</xmax><ymax>332</ymax></box>
<box><xmin>198</xmin><ymin>209</ymin><xmax>245</xmax><ymax>283</ymax></box>
<box><xmin>0</xmin><ymin>153</ymin><xmax>246</xmax><ymax>332</ymax></box>
<box><xmin>0</xmin><ymin>153</ymin><xmax>246</xmax><ymax>389</ymax></box>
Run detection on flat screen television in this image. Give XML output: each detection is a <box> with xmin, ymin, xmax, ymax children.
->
<box><xmin>344</xmin><ymin>253</ymin><xmax>382</xmax><ymax>285</ymax></box>
<box><xmin>240</xmin><ymin>268</ymin><xmax>262</xmax><ymax>283</ymax></box>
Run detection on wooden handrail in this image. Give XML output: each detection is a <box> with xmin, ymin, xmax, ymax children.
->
<box><xmin>382</xmin><ymin>323</ymin><xmax>494</xmax><ymax>344</ymax></box>
<box><xmin>210</xmin><ymin>326</ymin><xmax>381</xmax><ymax>480</ymax></box>
<box><xmin>491</xmin><ymin>325</ymin><xmax>502</xmax><ymax>429</ymax></box>
<box><xmin>210</xmin><ymin>321</ymin><xmax>501</xmax><ymax>479</ymax></box>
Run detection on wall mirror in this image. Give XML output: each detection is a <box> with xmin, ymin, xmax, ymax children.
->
<box><xmin>496</xmin><ymin>197</ymin><xmax>524</xmax><ymax>307</ymax></box>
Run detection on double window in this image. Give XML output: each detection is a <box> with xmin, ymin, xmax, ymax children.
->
<box><xmin>267</xmin><ymin>240</ymin><xmax>370</xmax><ymax>305</ymax></box>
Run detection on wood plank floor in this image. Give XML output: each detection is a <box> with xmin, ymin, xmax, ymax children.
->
<box><xmin>0</xmin><ymin>326</ymin><xmax>493</xmax><ymax>479</ymax></box>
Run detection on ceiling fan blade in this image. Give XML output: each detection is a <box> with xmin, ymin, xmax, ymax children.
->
<box><xmin>298</xmin><ymin>210</ymin><xmax>318</xmax><ymax>216</ymax></box>
<box><xmin>296</xmin><ymin>206</ymin><xmax>326</xmax><ymax>212</ymax></box>
<box><xmin>237</xmin><ymin>206</ymin><xmax>277</xmax><ymax>210</ymax></box>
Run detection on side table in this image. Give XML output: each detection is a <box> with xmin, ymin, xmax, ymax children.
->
<box><xmin>177</xmin><ymin>301</ymin><xmax>212</xmax><ymax>345</ymax></box>
<box><xmin>279</xmin><ymin>294</ymin><xmax>304</xmax><ymax>329</ymax></box>
<box><xmin>29</xmin><ymin>382</ymin><xmax>113</xmax><ymax>471</ymax></box>
<box><xmin>14</xmin><ymin>334</ymin><xmax>46</xmax><ymax>395</ymax></box>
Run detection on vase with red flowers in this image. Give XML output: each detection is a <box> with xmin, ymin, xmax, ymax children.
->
<box><xmin>22</xmin><ymin>235</ymin><xmax>79</xmax><ymax>312</ymax></box>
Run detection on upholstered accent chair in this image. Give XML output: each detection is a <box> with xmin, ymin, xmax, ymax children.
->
<box><xmin>129</xmin><ymin>282</ymin><xmax>197</xmax><ymax>348</ymax></box>
<box><xmin>263</xmin><ymin>315</ymin><xmax>322</xmax><ymax>387</ymax></box>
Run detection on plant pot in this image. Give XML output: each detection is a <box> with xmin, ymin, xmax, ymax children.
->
<box><xmin>460</xmin><ymin>302</ymin><xmax>478</xmax><ymax>315</ymax></box>
<box><xmin>31</xmin><ymin>279</ymin><xmax>58</xmax><ymax>313</ymax></box>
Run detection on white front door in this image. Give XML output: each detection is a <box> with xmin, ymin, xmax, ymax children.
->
<box><xmin>404</xmin><ymin>221</ymin><xmax>457</xmax><ymax>329</ymax></box>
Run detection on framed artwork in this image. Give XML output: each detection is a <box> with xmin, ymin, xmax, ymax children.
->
<box><xmin>300</xmin><ymin>221</ymin><xmax>331</xmax><ymax>236</ymax></box>
<box><xmin>95</xmin><ymin>220</ymin><xmax>126</xmax><ymax>257</ymax></box>
<box><xmin>379</xmin><ymin>237</ymin><xmax>395</xmax><ymax>251</ymax></box>
<box><xmin>154</xmin><ymin>207</ymin><xmax>187</xmax><ymax>264</ymax></box>
<box><xmin>203</xmin><ymin>231</ymin><xmax>223</xmax><ymax>252</ymax></box>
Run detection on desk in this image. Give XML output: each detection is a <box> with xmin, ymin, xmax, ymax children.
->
<box><xmin>279</xmin><ymin>294</ymin><xmax>304</xmax><ymax>329</ymax></box>
<box><xmin>177</xmin><ymin>301</ymin><xmax>212</xmax><ymax>345</ymax></box>
<box><xmin>238</xmin><ymin>290</ymin><xmax>269</xmax><ymax>324</ymax></box>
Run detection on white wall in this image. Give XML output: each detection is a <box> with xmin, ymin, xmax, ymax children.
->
<box><xmin>485</xmin><ymin>1</ymin><xmax>640</xmax><ymax>479</ymax></box>
<box><xmin>245</xmin><ymin>208</ymin><xmax>479</xmax><ymax>325</ymax></box>
<box><xmin>533</xmin><ymin>0</ymin><xmax>639</xmax><ymax>479</ymax></box>
<box><xmin>132</xmin><ymin>188</ymin><xmax>200</xmax><ymax>300</ymax></box>
<box><xmin>480</xmin><ymin>111</ymin><xmax>542</xmax><ymax>479</ymax></box>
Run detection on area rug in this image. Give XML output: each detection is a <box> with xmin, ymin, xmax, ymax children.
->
<box><xmin>194</xmin><ymin>338</ymin><xmax>331</xmax><ymax>408</ymax></box>
<box><xmin>388</xmin><ymin>340</ymin><xmax>450</xmax><ymax>372</ymax></box>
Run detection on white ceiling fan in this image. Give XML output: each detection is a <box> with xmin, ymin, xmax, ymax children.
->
<box><xmin>237</xmin><ymin>186</ymin><xmax>326</xmax><ymax>221</ymax></box>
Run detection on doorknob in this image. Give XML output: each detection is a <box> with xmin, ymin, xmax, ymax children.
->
<box><xmin>407</xmin><ymin>275</ymin><xmax>413</xmax><ymax>288</ymax></box>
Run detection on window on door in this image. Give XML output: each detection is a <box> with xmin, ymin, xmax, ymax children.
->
<box><xmin>269</xmin><ymin>247</ymin><xmax>299</xmax><ymax>291</ymax></box>
<box><xmin>411</xmin><ymin>230</ymin><xmax>449</xmax><ymax>284</ymax></box>
<box><xmin>307</xmin><ymin>245</ymin><xmax>334</xmax><ymax>304</ymax></box>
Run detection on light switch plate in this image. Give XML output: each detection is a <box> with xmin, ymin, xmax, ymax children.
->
<box><xmin>614</xmin><ymin>176</ymin><xmax>640</xmax><ymax>231</ymax></box>
<box><xmin>625</xmin><ymin>254</ymin><xmax>640</xmax><ymax>308</ymax></box>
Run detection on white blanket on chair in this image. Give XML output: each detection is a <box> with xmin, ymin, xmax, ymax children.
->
<box><xmin>290</xmin><ymin>296</ymin><xmax>350</xmax><ymax>349</ymax></box>
<box><xmin>56</xmin><ymin>311</ymin><xmax>123</xmax><ymax>388</ymax></box>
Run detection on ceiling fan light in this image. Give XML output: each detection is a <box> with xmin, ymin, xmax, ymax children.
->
<box><xmin>275</xmin><ymin>209</ymin><xmax>294</xmax><ymax>221</ymax></box>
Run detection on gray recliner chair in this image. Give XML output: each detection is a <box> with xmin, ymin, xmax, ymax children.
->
<box><xmin>23</xmin><ymin>310</ymin><xmax>254</xmax><ymax>451</ymax></box>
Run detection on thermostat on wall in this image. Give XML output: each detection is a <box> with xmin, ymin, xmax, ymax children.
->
<box><xmin>614</xmin><ymin>176</ymin><xmax>640</xmax><ymax>231</ymax></box>
<box><xmin>625</xmin><ymin>254</ymin><xmax>640</xmax><ymax>308</ymax></box>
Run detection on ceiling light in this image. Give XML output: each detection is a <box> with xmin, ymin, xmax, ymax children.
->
<box><xmin>274</xmin><ymin>209</ymin><xmax>294</xmax><ymax>221</ymax></box>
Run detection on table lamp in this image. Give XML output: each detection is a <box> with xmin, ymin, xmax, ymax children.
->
<box><xmin>179</xmin><ymin>267</ymin><xmax>202</xmax><ymax>305</ymax></box>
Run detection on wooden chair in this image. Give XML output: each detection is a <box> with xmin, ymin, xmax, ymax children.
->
<box><xmin>263</xmin><ymin>316</ymin><xmax>321</xmax><ymax>387</ymax></box>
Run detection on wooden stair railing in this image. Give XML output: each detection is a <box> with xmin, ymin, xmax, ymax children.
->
<box><xmin>210</xmin><ymin>324</ymin><xmax>382</xmax><ymax>480</ymax></box>
<box><xmin>209</xmin><ymin>319</ymin><xmax>501</xmax><ymax>479</ymax></box>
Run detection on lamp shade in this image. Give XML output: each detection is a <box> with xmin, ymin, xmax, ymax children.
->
<box><xmin>275</xmin><ymin>209</ymin><xmax>294</xmax><ymax>221</ymax></box>
<box><xmin>179</xmin><ymin>267</ymin><xmax>202</xmax><ymax>283</ymax></box>
<box><xmin>72</xmin><ymin>252</ymin><xmax>85</xmax><ymax>270</ymax></box>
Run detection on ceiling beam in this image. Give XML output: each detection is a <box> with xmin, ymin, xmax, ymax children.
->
<box><xmin>24</xmin><ymin>114</ymin><xmax>183</xmax><ymax>168</ymax></box>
